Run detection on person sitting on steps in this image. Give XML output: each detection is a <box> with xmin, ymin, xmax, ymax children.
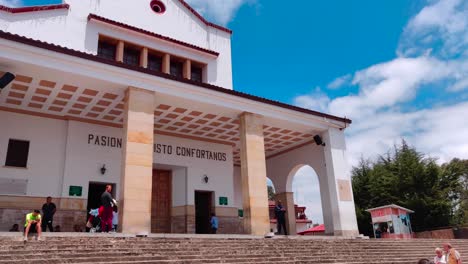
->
<box><xmin>24</xmin><ymin>210</ymin><xmax>42</xmax><ymax>241</ymax></box>
<box><xmin>9</xmin><ymin>224</ymin><xmax>19</xmax><ymax>232</ymax></box>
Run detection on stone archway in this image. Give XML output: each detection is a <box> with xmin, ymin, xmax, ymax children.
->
<box><xmin>290</xmin><ymin>165</ymin><xmax>323</xmax><ymax>233</ymax></box>
<box><xmin>277</xmin><ymin>164</ymin><xmax>324</xmax><ymax>235</ymax></box>
<box><xmin>266</xmin><ymin>129</ymin><xmax>359</xmax><ymax>237</ymax></box>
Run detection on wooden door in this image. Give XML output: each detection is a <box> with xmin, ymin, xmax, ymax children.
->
<box><xmin>151</xmin><ymin>170</ymin><xmax>172</xmax><ymax>233</ymax></box>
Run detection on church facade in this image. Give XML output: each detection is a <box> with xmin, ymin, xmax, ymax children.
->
<box><xmin>0</xmin><ymin>0</ymin><xmax>358</xmax><ymax>236</ymax></box>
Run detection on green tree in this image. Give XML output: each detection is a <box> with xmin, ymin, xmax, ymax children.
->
<box><xmin>267</xmin><ymin>185</ymin><xmax>275</xmax><ymax>201</ymax></box>
<box><xmin>441</xmin><ymin>159</ymin><xmax>468</xmax><ymax>225</ymax></box>
<box><xmin>351</xmin><ymin>140</ymin><xmax>466</xmax><ymax>236</ymax></box>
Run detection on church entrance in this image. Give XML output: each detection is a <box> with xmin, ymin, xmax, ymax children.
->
<box><xmin>86</xmin><ymin>182</ymin><xmax>116</xmax><ymax>230</ymax></box>
<box><xmin>195</xmin><ymin>191</ymin><xmax>213</xmax><ymax>234</ymax></box>
<box><xmin>151</xmin><ymin>170</ymin><xmax>172</xmax><ymax>233</ymax></box>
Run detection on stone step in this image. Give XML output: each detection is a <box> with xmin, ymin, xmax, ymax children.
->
<box><xmin>0</xmin><ymin>249</ymin><xmax>439</xmax><ymax>259</ymax></box>
<box><xmin>0</xmin><ymin>246</ymin><xmax>462</xmax><ymax>256</ymax></box>
<box><xmin>0</xmin><ymin>236</ymin><xmax>465</xmax><ymax>264</ymax></box>
<box><xmin>0</xmin><ymin>252</ymin><xmax>438</xmax><ymax>263</ymax></box>
<box><xmin>0</xmin><ymin>254</ymin><xmax>427</xmax><ymax>264</ymax></box>
<box><xmin>3</xmin><ymin>239</ymin><xmax>467</xmax><ymax>245</ymax></box>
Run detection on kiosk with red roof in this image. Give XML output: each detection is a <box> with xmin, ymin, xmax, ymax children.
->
<box><xmin>366</xmin><ymin>204</ymin><xmax>414</xmax><ymax>239</ymax></box>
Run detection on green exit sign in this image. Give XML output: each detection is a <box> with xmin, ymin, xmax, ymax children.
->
<box><xmin>219</xmin><ymin>196</ymin><xmax>228</xmax><ymax>205</ymax></box>
<box><xmin>69</xmin><ymin>186</ymin><xmax>82</xmax><ymax>197</ymax></box>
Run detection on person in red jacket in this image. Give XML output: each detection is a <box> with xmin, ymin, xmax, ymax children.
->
<box><xmin>100</xmin><ymin>185</ymin><xmax>115</xmax><ymax>232</ymax></box>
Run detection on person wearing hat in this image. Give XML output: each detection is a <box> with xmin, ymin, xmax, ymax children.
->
<box><xmin>24</xmin><ymin>209</ymin><xmax>42</xmax><ymax>241</ymax></box>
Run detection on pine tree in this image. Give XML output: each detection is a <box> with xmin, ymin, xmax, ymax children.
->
<box><xmin>351</xmin><ymin>140</ymin><xmax>466</xmax><ymax>236</ymax></box>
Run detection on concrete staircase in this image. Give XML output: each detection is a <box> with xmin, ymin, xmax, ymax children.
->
<box><xmin>0</xmin><ymin>234</ymin><xmax>466</xmax><ymax>263</ymax></box>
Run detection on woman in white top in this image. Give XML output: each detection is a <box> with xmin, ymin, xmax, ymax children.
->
<box><xmin>434</xmin><ymin>247</ymin><xmax>447</xmax><ymax>264</ymax></box>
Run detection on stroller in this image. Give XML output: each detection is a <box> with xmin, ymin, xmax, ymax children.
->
<box><xmin>86</xmin><ymin>208</ymin><xmax>101</xmax><ymax>233</ymax></box>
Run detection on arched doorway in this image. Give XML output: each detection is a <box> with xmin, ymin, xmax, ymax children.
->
<box><xmin>291</xmin><ymin>165</ymin><xmax>323</xmax><ymax>233</ymax></box>
<box><xmin>277</xmin><ymin>164</ymin><xmax>323</xmax><ymax>235</ymax></box>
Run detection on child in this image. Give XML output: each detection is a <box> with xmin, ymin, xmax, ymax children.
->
<box><xmin>210</xmin><ymin>213</ymin><xmax>218</xmax><ymax>234</ymax></box>
<box><xmin>112</xmin><ymin>206</ymin><xmax>118</xmax><ymax>232</ymax></box>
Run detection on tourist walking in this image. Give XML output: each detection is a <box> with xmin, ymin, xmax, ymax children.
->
<box><xmin>275</xmin><ymin>200</ymin><xmax>287</xmax><ymax>235</ymax></box>
<box><xmin>100</xmin><ymin>185</ymin><xmax>115</xmax><ymax>232</ymax></box>
<box><xmin>41</xmin><ymin>196</ymin><xmax>56</xmax><ymax>232</ymax></box>
<box><xmin>443</xmin><ymin>243</ymin><xmax>461</xmax><ymax>264</ymax></box>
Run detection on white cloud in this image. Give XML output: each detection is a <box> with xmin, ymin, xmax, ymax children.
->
<box><xmin>0</xmin><ymin>0</ymin><xmax>22</xmax><ymax>7</ymax></box>
<box><xmin>327</xmin><ymin>74</ymin><xmax>352</xmax><ymax>89</ymax></box>
<box><xmin>292</xmin><ymin>0</ymin><xmax>468</xmax><ymax>222</ymax></box>
<box><xmin>399</xmin><ymin>0</ymin><xmax>468</xmax><ymax>58</ymax></box>
<box><xmin>294</xmin><ymin>87</ymin><xmax>330</xmax><ymax>113</ymax></box>
<box><xmin>185</xmin><ymin>0</ymin><xmax>255</xmax><ymax>25</ymax></box>
<box><xmin>345</xmin><ymin>102</ymin><xmax>468</xmax><ymax>166</ymax></box>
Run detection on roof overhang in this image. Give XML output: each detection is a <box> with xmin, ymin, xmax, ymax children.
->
<box><xmin>0</xmin><ymin>3</ymin><xmax>69</xmax><ymax>14</ymax></box>
<box><xmin>0</xmin><ymin>31</ymin><xmax>351</xmax><ymax>128</ymax></box>
<box><xmin>0</xmin><ymin>32</ymin><xmax>352</xmax><ymax>164</ymax></box>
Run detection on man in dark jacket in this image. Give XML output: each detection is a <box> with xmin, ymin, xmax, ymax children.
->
<box><xmin>100</xmin><ymin>185</ymin><xmax>115</xmax><ymax>232</ymax></box>
<box><xmin>41</xmin><ymin>196</ymin><xmax>56</xmax><ymax>232</ymax></box>
<box><xmin>274</xmin><ymin>200</ymin><xmax>287</xmax><ymax>235</ymax></box>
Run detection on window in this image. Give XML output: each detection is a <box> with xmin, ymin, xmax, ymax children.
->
<box><xmin>123</xmin><ymin>47</ymin><xmax>140</xmax><ymax>66</ymax></box>
<box><xmin>97</xmin><ymin>40</ymin><xmax>116</xmax><ymax>60</ymax></box>
<box><xmin>170</xmin><ymin>60</ymin><xmax>183</xmax><ymax>78</ymax></box>
<box><xmin>191</xmin><ymin>65</ymin><xmax>203</xmax><ymax>82</ymax></box>
<box><xmin>5</xmin><ymin>139</ymin><xmax>30</xmax><ymax>168</ymax></box>
<box><xmin>148</xmin><ymin>54</ymin><xmax>163</xmax><ymax>72</ymax></box>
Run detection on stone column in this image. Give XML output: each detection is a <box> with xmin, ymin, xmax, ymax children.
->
<box><xmin>239</xmin><ymin>112</ymin><xmax>270</xmax><ymax>236</ymax></box>
<box><xmin>322</xmin><ymin>127</ymin><xmax>359</xmax><ymax>237</ymax></box>
<box><xmin>116</xmin><ymin>40</ymin><xmax>124</xmax><ymax>63</ymax></box>
<box><xmin>119</xmin><ymin>87</ymin><xmax>155</xmax><ymax>234</ymax></box>
<box><xmin>140</xmin><ymin>48</ymin><xmax>148</xmax><ymax>68</ymax></box>
<box><xmin>162</xmin><ymin>54</ymin><xmax>170</xmax><ymax>74</ymax></box>
<box><xmin>183</xmin><ymin>59</ymin><xmax>191</xmax><ymax>79</ymax></box>
<box><xmin>275</xmin><ymin>192</ymin><xmax>296</xmax><ymax>235</ymax></box>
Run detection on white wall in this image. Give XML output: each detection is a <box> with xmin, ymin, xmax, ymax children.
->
<box><xmin>62</xmin><ymin>121</ymin><xmax>122</xmax><ymax>199</ymax></box>
<box><xmin>171</xmin><ymin>167</ymin><xmax>187</xmax><ymax>207</ymax></box>
<box><xmin>0</xmin><ymin>0</ymin><xmax>233</xmax><ymax>89</ymax></box>
<box><xmin>0</xmin><ymin>111</ymin><xmax>67</xmax><ymax>197</ymax></box>
<box><xmin>0</xmin><ymin>111</ymin><xmax>234</xmax><ymax>208</ymax></box>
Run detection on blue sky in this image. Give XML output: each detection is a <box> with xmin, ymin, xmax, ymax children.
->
<box><xmin>5</xmin><ymin>0</ymin><xmax>468</xmax><ymax>224</ymax></box>
<box><xmin>192</xmin><ymin>0</ymin><xmax>468</xmax><ymax>224</ymax></box>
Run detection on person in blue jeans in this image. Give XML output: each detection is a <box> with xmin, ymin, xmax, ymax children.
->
<box><xmin>210</xmin><ymin>213</ymin><xmax>218</xmax><ymax>234</ymax></box>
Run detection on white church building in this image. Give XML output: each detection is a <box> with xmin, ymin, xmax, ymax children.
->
<box><xmin>0</xmin><ymin>0</ymin><xmax>358</xmax><ymax>236</ymax></box>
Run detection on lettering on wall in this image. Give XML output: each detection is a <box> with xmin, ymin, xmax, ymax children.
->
<box><xmin>88</xmin><ymin>134</ymin><xmax>122</xmax><ymax>148</ymax></box>
<box><xmin>87</xmin><ymin>134</ymin><xmax>228</xmax><ymax>162</ymax></box>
